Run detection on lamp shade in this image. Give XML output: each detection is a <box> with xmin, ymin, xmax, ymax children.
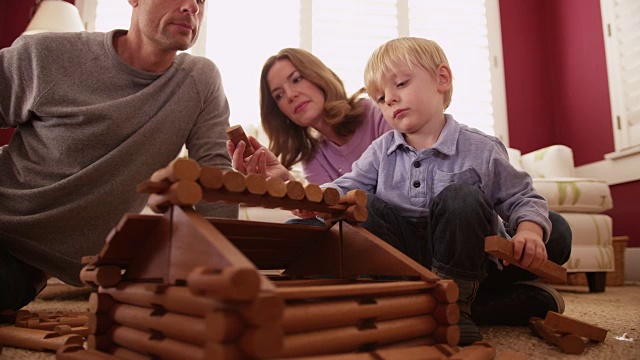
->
<box><xmin>23</xmin><ymin>0</ymin><xmax>85</xmax><ymax>35</ymax></box>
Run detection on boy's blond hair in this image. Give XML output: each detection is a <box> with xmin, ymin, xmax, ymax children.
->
<box><xmin>364</xmin><ymin>37</ymin><xmax>453</xmax><ymax>110</ymax></box>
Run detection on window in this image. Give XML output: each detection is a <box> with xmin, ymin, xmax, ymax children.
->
<box><xmin>77</xmin><ymin>0</ymin><xmax>508</xmax><ymax>141</ymax></box>
<box><xmin>601</xmin><ymin>0</ymin><xmax>640</xmax><ymax>153</ymax></box>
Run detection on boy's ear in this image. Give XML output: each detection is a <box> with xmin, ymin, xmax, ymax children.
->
<box><xmin>436</xmin><ymin>65</ymin><xmax>452</xmax><ymax>92</ymax></box>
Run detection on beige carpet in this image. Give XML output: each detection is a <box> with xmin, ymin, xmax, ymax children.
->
<box><xmin>1</xmin><ymin>284</ymin><xmax>639</xmax><ymax>359</ymax></box>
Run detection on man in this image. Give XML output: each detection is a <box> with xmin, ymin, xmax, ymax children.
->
<box><xmin>0</xmin><ymin>0</ymin><xmax>237</xmax><ymax>310</ymax></box>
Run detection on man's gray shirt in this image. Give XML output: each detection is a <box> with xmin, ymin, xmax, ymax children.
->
<box><xmin>0</xmin><ymin>30</ymin><xmax>237</xmax><ymax>285</ymax></box>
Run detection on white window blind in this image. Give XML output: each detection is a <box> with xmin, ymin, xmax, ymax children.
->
<box><xmin>310</xmin><ymin>0</ymin><xmax>399</xmax><ymax>95</ymax></box>
<box><xmin>602</xmin><ymin>0</ymin><xmax>640</xmax><ymax>152</ymax></box>
<box><xmin>205</xmin><ymin>1</ymin><xmax>300</xmax><ymax>132</ymax></box>
<box><xmin>408</xmin><ymin>0</ymin><xmax>495</xmax><ymax>136</ymax></box>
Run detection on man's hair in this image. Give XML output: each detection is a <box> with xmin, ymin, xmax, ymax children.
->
<box><xmin>364</xmin><ymin>37</ymin><xmax>453</xmax><ymax>110</ymax></box>
<box><xmin>259</xmin><ymin>48</ymin><xmax>365</xmax><ymax>169</ymax></box>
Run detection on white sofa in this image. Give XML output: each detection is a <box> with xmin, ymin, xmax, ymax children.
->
<box><xmin>508</xmin><ymin>145</ymin><xmax>614</xmax><ymax>292</ymax></box>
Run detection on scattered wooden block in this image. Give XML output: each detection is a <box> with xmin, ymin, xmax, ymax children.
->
<box><xmin>544</xmin><ymin>311</ymin><xmax>608</xmax><ymax>342</ymax></box>
<box><xmin>528</xmin><ymin>317</ymin><xmax>586</xmax><ymax>354</ymax></box>
<box><xmin>0</xmin><ymin>326</ymin><xmax>83</xmax><ymax>351</ymax></box>
<box><xmin>484</xmin><ymin>236</ymin><xmax>567</xmax><ymax>283</ymax></box>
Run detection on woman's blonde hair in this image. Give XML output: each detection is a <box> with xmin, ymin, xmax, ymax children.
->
<box><xmin>364</xmin><ymin>37</ymin><xmax>453</xmax><ymax>110</ymax></box>
<box><xmin>260</xmin><ymin>48</ymin><xmax>366</xmax><ymax>169</ymax></box>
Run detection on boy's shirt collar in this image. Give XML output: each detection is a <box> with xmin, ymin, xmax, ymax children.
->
<box><xmin>386</xmin><ymin>114</ymin><xmax>460</xmax><ymax>156</ymax></box>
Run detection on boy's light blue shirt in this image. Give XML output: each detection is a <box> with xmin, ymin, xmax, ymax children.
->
<box><xmin>324</xmin><ymin>114</ymin><xmax>552</xmax><ymax>241</ymax></box>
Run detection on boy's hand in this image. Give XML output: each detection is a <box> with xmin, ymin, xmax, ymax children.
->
<box><xmin>226</xmin><ymin>136</ymin><xmax>292</xmax><ymax>181</ymax></box>
<box><xmin>505</xmin><ymin>221</ymin><xmax>547</xmax><ymax>269</ymax></box>
<box><xmin>291</xmin><ymin>209</ymin><xmax>318</xmax><ymax>219</ymax></box>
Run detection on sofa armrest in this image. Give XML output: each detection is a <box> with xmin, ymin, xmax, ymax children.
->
<box><xmin>520</xmin><ymin>145</ymin><xmax>575</xmax><ymax>178</ymax></box>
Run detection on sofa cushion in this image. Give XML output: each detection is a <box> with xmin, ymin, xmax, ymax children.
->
<box><xmin>561</xmin><ymin>213</ymin><xmax>614</xmax><ymax>273</ymax></box>
<box><xmin>532</xmin><ymin>177</ymin><xmax>613</xmax><ymax>213</ymax></box>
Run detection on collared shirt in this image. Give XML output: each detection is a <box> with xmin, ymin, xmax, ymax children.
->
<box><xmin>325</xmin><ymin>114</ymin><xmax>552</xmax><ymax>241</ymax></box>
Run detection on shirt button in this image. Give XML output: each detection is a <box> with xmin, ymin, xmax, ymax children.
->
<box><xmin>413</xmin><ymin>181</ymin><xmax>420</xmax><ymax>188</ymax></box>
<box><xmin>413</xmin><ymin>161</ymin><xmax>421</xmax><ymax>168</ymax></box>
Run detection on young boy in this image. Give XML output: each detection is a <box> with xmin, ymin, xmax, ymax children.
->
<box><xmin>229</xmin><ymin>37</ymin><xmax>571</xmax><ymax>345</ymax></box>
<box><xmin>321</xmin><ymin>37</ymin><xmax>571</xmax><ymax>345</ymax></box>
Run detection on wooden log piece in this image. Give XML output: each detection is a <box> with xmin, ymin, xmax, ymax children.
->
<box><xmin>266</xmin><ymin>177</ymin><xmax>287</xmax><ymax>198</ymax></box>
<box><xmin>89</xmin><ymin>313</ymin><xmax>114</xmax><ymax>336</ymax></box>
<box><xmin>205</xmin><ymin>310</ymin><xmax>245</xmax><ymax>342</ymax></box>
<box><xmin>56</xmin><ymin>344</ymin><xmax>120</xmax><ymax>360</ymax></box>
<box><xmin>226</xmin><ymin>125</ymin><xmax>255</xmax><ymax>158</ymax></box>
<box><xmin>432</xmin><ymin>303</ymin><xmax>460</xmax><ymax>325</ymax></box>
<box><xmin>110</xmin><ymin>346</ymin><xmax>154</xmax><ymax>360</ymax></box>
<box><xmin>204</xmin><ymin>342</ymin><xmax>244</xmax><ymax>360</ymax></box>
<box><xmin>80</xmin><ymin>265</ymin><xmax>122</xmax><ymax>288</ymax></box>
<box><xmin>282</xmin><ymin>315</ymin><xmax>438</xmax><ymax>358</ymax></box>
<box><xmin>150</xmin><ymin>158</ymin><xmax>201</xmax><ymax>183</ymax></box>
<box><xmin>0</xmin><ymin>326</ymin><xmax>83</xmax><ymax>351</ymax></box>
<box><xmin>222</xmin><ymin>170</ymin><xmax>247</xmax><ymax>193</ymax></box>
<box><xmin>430</xmin><ymin>279</ymin><xmax>459</xmax><ymax>304</ymax></box>
<box><xmin>448</xmin><ymin>341</ymin><xmax>496</xmax><ymax>360</ymax></box>
<box><xmin>319</xmin><ymin>205</ymin><xmax>367</xmax><ymax>225</ymax></box>
<box><xmin>147</xmin><ymin>180</ymin><xmax>203</xmax><ymax>213</ymax></box>
<box><xmin>198</xmin><ymin>166</ymin><xmax>224</xmax><ymax>190</ymax></box>
<box><xmin>99</xmin><ymin>283</ymin><xmax>283</xmax><ymax>326</ymax></box>
<box><xmin>108</xmin><ymin>303</ymin><xmax>207</xmax><ymax>346</ymax></box>
<box><xmin>431</xmin><ymin>325</ymin><xmax>460</xmax><ymax>346</ymax></box>
<box><xmin>285</xmin><ymin>180</ymin><xmax>306</xmax><ymax>200</ymax></box>
<box><xmin>321</xmin><ymin>187</ymin><xmax>340</xmax><ymax>206</ymax></box>
<box><xmin>340</xmin><ymin>189</ymin><xmax>367</xmax><ymax>207</ymax></box>
<box><xmin>304</xmin><ymin>183</ymin><xmax>324</xmax><ymax>203</ymax></box>
<box><xmin>275</xmin><ymin>280</ymin><xmax>434</xmax><ymax>300</ymax></box>
<box><xmin>110</xmin><ymin>325</ymin><xmax>204</xmax><ymax>360</ymax></box>
<box><xmin>280</xmin><ymin>343</ymin><xmax>459</xmax><ymax>360</ymax></box>
<box><xmin>282</xmin><ymin>292</ymin><xmax>439</xmax><ymax>333</ymax></box>
<box><xmin>529</xmin><ymin>318</ymin><xmax>586</xmax><ymax>354</ymax></box>
<box><xmin>89</xmin><ymin>293</ymin><xmax>115</xmax><ymax>314</ymax></box>
<box><xmin>88</xmin><ymin>334</ymin><xmax>113</xmax><ymax>352</ymax></box>
<box><xmin>484</xmin><ymin>236</ymin><xmax>567</xmax><ymax>283</ymax></box>
<box><xmin>186</xmin><ymin>266</ymin><xmax>261</xmax><ymax>301</ymax></box>
<box><xmin>245</xmin><ymin>173</ymin><xmax>267</xmax><ymax>195</ymax></box>
<box><xmin>239</xmin><ymin>324</ymin><xmax>284</xmax><ymax>359</ymax></box>
<box><xmin>544</xmin><ymin>311</ymin><xmax>608</xmax><ymax>342</ymax></box>
<box><xmin>54</xmin><ymin>325</ymin><xmax>90</xmax><ymax>337</ymax></box>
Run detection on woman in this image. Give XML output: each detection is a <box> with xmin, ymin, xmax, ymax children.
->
<box><xmin>228</xmin><ymin>48</ymin><xmax>391</xmax><ymax>185</ymax></box>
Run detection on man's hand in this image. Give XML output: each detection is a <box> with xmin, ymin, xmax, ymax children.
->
<box><xmin>226</xmin><ymin>136</ymin><xmax>292</xmax><ymax>181</ymax></box>
<box><xmin>505</xmin><ymin>221</ymin><xmax>547</xmax><ymax>269</ymax></box>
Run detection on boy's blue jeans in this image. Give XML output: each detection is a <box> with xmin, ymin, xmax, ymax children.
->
<box><xmin>360</xmin><ymin>183</ymin><xmax>572</xmax><ymax>285</ymax></box>
<box><xmin>0</xmin><ymin>249</ymin><xmax>47</xmax><ymax>311</ymax></box>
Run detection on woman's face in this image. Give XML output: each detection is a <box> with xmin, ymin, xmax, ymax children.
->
<box><xmin>267</xmin><ymin>58</ymin><xmax>326</xmax><ymax>128</ymax></box>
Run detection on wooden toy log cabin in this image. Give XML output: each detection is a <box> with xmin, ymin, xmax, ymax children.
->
<box><xmin>65</xmin><ymin>158</ymin><xmax>462</xmax><ymax>360</ymax></box>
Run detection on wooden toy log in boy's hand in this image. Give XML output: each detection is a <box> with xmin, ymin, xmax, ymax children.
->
<box><xmin>485</xmin><ymin>236</ymin><xmax>567</xmax><ymax>283</ymax></box>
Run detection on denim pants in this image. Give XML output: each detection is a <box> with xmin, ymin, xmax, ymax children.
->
<box><xmin>361</xmin><ymin>183</ymin><xmax>572</xmax><ymax>286</ymax></box>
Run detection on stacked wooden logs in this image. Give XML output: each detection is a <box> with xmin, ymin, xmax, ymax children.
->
<box><xmin>273</xmin><ymin>278</ymin><xmax>461</xmax><ymax>358</ymax></box>
<box><xmin>76</xmin><ymin>278</ymin><xmax>460</xmax><ymax>359</ymax></box>
<box><xmin>136</xmin><ymin>158</ymin><xmax>368</xmax><ymax>223</ymax></box>
<box><xmin>66</xmin><ymin>158</ymin><xmax>464</xmax><ymax>359</ymax></box>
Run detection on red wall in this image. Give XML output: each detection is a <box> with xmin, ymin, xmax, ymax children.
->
<box><xmin>1</xmin><ymin>0</ymin><xmax>36</xmax><ymax>145</ymax></box>
<box><xmin>501</xmin><ymin>0</ymin><xmax>640</xmax><ymax>247</ymax></box>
